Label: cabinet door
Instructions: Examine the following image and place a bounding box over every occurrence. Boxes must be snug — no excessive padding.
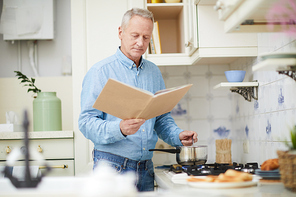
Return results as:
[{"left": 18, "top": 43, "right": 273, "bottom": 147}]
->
[
  {"left": 184, "top": 0, "right": 198, "bottom": 55},
  {"left": 0, "top": 160, "right": 74, "bottom": 177}
]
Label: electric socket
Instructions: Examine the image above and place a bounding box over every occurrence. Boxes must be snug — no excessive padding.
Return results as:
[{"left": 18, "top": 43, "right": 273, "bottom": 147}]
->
[{"left": 243, "top": 140, "right": 249, "bottom": 154}]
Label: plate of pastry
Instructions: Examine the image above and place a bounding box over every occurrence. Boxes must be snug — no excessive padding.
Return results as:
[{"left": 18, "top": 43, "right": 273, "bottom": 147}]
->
[{"left": 187, "top": 169, "right": 257, "bottom": 189}]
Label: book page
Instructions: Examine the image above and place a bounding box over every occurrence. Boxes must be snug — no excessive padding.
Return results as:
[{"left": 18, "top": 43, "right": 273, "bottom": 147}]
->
[{"left": 154, "top": 84, "right": 190, "bottom": 95}]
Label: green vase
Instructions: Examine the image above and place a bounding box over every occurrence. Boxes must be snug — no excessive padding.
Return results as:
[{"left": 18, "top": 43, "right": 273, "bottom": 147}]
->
[{"left": 33, "top": 92, "right": 62, "bottom": 131}]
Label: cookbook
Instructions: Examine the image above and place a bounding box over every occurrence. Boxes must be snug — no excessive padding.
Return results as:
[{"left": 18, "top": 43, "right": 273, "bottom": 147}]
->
[{"left": 93, "top": 78, "right": 192, "bottom": 120}]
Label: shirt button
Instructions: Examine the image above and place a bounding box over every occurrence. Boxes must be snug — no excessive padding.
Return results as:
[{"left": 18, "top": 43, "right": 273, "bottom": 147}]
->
[
  {"left": 142, "top": 129, "right": 145, "bottom": 132},
  {"left": 133, "top": 65, "right": 136, "bottom": 67},
  {"left": 129, "top": 66, "right": 132, "bottom": 69},
  {"left": 143, "top": 148, "right": 145, "bottom": 150}
]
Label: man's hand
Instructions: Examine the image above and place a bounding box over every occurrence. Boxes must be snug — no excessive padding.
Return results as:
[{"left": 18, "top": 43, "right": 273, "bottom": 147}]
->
[
  {"left": 179, "top": 130, "right": 198, "bottom": 146},
  {"left": 120, "top": 119, "right": 145, "bottom": 136}
]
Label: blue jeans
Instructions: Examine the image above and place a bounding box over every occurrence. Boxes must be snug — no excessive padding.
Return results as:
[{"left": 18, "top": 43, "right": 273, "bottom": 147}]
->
[{"left": 93, "top": 150, "right": 155, "bottom": 192}]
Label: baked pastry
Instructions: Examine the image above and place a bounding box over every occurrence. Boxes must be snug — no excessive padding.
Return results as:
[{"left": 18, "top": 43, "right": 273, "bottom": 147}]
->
[
  {"left": 260, "top": 158, "right": 279, "bottom": 171},
  {"left": 187, "top": 169, "right": 253, "bottom": 183}
]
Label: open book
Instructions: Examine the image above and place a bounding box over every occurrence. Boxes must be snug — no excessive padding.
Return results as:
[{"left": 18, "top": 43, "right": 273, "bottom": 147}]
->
[{"left": 93, "top": 78, "right": 192, "bottom": 120}]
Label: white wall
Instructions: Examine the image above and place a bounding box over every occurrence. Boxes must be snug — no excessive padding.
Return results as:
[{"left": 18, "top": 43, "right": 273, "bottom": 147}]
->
[
  {"left": 229, "top": 33, "right": 296, "bottom": 166},
  {"left": 0, "top": 76, "right": 73, "bottom": 132},
  {"left": 0, "top": 0, "right": 72, "bottom": 77}
]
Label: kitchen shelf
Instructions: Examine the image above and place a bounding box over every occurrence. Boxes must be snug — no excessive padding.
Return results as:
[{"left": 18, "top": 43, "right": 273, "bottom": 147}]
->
[
  {"left": 252, "top": 58, "right": 296, "bottom": 81},
  {"left": 214, "top": 82, "right": 259, "bottom": 102},
  {"left": 147, "top": 3, "right": 184, "bottom": 19}
]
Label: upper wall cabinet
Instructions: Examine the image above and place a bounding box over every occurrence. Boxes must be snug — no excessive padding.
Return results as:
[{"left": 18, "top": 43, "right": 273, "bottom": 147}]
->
[
  {"left": 145, "top": 0, "right": 258, "bottom": 66},
  {"left": 214, "top": 0, "right": 295, "bottom": 33}
]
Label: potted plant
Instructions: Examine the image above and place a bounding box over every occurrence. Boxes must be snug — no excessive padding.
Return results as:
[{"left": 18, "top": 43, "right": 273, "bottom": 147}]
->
[
  {"left": 14, "top": 71, "right": 41, "bottom": 94},
  {"left": 14, "top": 71, "right": 62, "bottom": 132},
  {"left": 277, "top": 125, "right": 296, "bottom": 192}
]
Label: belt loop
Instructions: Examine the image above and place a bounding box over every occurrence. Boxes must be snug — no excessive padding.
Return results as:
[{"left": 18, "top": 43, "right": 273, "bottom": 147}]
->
[
  {"left": 123, "top": 158, "right": 128, "bottom": 170},
  {"left": 145, "top": 160, "right": 148, "bottom": 171},
  {"left": 137, "top": 161, "right": 140, "bottom": 172}
]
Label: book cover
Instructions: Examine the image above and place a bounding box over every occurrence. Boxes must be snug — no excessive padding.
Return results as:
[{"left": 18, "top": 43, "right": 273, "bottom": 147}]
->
[
  {"left": 150, "top": 37, "right": 156, "bottom": 54},
  {"left": 152, "top": 21, "right": 162, "bottom": 54},
  {"left": 93, "top": 78, "right": 192, "bottom": 120}
]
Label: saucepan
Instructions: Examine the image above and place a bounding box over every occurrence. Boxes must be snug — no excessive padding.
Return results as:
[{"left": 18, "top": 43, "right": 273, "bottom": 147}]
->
[{"left": 149, "top": 145, "right": 208, "bottom": 165}]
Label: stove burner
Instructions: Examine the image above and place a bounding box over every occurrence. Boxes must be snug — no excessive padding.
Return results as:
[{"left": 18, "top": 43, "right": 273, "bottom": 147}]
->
[
  {"left": 171, "top": 162, "right": 259, "bottom": 176},
  {"left": 170, "top": 164, "right": 183, "bottom": 173}
]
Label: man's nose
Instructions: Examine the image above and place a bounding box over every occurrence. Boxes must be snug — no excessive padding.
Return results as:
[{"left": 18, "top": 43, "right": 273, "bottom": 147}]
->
[{"left": 136, "top": 37, "right": 144, "bottom": 46}]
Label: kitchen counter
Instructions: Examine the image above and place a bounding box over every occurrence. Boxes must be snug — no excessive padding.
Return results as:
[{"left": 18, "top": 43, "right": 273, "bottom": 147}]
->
[
  {"left": 0, "top": 131, "right": 73, "bottom": 140},
  {"left": 154, "top": 169, "right": 296, "bottom": 197},
  {"left": 1, "top": 169, "right": 295, "bottom": 197}
]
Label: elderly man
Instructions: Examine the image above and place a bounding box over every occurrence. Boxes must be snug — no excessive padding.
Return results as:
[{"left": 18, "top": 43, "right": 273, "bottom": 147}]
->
[{"left": 79, "top": 8, "right": 198, "bottom": 191}]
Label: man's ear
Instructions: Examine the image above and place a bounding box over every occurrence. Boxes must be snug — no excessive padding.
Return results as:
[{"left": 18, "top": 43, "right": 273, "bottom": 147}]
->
[{"left": 118, "top": 26, "right": 123, "bottom": 40}]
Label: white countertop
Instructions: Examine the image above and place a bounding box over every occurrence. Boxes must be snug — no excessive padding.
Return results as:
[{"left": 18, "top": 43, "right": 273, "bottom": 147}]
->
[
  {"left": 1, "top": 169, "right": 295, "bottom": 197},
  {"left": 0, "top": 131, "right": 74, "bottom": 140},
  {"left": 154, "top": 169, "right": 296, "bottom": 197}
]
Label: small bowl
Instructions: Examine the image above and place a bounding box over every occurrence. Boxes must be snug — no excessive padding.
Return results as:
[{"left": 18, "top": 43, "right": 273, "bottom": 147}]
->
[{"left": 224, "top": 70, "right": 246, "bottom": 82}]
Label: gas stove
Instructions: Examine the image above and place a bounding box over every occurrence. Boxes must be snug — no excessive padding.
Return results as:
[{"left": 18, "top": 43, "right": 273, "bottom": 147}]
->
[
  {"left": 181, "top": 162, "right": 259, "bottom": 176},
  {"left": 163, "top": 162, "right": 259, "bottom": 184}
]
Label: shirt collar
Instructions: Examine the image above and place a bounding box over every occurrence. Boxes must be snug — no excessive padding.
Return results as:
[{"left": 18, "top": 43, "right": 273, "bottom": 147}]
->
[{"left": 116, "top": 47, "right": 144, "bottom": 70}]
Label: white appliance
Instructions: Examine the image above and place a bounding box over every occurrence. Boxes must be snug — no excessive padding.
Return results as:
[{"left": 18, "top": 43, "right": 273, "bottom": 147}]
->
[{"left": 1, "top": 0, "right": 54, "bottom": 40}]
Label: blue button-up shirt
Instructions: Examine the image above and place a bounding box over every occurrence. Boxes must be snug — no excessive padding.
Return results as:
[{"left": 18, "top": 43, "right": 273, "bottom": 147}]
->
[{"left": 78, "top": 48, "right": 183, "bottom": 161}]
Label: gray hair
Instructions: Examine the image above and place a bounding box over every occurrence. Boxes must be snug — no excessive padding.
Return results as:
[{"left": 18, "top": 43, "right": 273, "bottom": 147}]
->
[{"left": 121, "top": 8, "right": 154, "bottom": 30}]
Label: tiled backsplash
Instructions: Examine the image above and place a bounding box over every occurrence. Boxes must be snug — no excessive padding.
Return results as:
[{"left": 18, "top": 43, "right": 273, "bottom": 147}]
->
[
  {"left": 230, "top": 33, "right": 296, "bottom": 165},
  {"left": 152, "top": 32, "right": 296, "bottom": 166},
  {"left": 153, "top": 64, "right": 232, "bottom": 165}
]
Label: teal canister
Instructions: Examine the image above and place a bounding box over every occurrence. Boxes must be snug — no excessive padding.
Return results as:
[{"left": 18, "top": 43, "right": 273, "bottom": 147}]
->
[{"left": 33, "top": 92, "right": 62, "bottom": 131}]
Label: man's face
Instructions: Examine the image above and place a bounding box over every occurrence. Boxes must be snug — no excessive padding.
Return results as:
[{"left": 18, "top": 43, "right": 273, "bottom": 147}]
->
[{"left": 118, "top": 15, "right": 153, "bottom": 64}]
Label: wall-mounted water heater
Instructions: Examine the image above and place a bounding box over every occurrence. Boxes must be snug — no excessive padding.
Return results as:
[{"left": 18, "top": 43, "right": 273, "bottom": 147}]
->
[{"left": 1, "top": 0, "right": 54, "bottom": 40}]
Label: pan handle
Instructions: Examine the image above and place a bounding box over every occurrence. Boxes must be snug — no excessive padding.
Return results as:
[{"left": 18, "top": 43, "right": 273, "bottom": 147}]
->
[{"left": 149, "top": 149, "right": 181, "bottom": 154}]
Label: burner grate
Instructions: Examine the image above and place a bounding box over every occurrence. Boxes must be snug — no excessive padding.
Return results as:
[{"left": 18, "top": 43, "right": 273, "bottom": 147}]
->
[{"left": 180, "top": 162, "right": 258, "bottom": 176}]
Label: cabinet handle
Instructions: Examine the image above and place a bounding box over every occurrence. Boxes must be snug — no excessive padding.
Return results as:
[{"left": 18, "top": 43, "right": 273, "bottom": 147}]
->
[
  {"left": 214, "top": 0, "right": 224, "bottom": 11},
  {"left": 39, "top": 165, "right": 68, "bottom": 169},
  {"left": 185, "top": 41, "right": 192, "bottom": 47},
  {"left": 6, "top": 146, "right": 11, "bottom": 154},
  {"left": 37, "top": 145, "right": 43, "bottom": 153}
]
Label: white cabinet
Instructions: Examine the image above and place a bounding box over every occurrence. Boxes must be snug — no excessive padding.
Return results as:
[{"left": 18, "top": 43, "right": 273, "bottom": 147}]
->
[
  {"left": 0, "top": 131, "right": 74, "bottom": 177},
  {"left": 2, "top": 0, "right": 54, "bottom": 41},
  {"left": 215, "top": 0, "right": 294, "bottom": 33},
  {"left": 146, "top": 1, "right": 258, "bottom": 66}
]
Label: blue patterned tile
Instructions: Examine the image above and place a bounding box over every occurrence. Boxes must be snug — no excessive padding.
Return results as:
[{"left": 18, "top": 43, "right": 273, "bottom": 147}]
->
[
  {"left": 214, "top": 126, "right": 230, "bottom": 138},
  {"left": 266, "top": 120, "right": 271, "bottom": 134},
  {"left": 278, "top": 88, "right": 284, "bottom": 105},
  {"left": 254, "top": 100, "right": 259, "bottom": 110},
  {"left": 171, "top": 103, "right": 187, "bottom": 116},
  {"left": 245, "top": 125, "right": 249, "bottom": 137}
]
